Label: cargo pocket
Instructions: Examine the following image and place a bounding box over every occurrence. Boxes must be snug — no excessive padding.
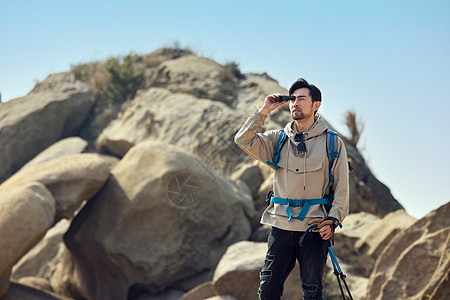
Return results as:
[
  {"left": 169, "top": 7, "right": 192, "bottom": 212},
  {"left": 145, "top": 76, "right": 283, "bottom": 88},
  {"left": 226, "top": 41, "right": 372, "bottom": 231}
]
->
[{"left": 260, "top": 254, "right": 275, "bottom": 285}]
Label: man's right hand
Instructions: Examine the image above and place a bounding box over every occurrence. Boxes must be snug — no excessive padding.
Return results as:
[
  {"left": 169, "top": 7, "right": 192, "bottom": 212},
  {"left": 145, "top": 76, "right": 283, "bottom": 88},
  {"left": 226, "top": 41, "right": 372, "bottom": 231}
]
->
[{"left": 258, "top": 94, "right": 287, "bottom": 116}]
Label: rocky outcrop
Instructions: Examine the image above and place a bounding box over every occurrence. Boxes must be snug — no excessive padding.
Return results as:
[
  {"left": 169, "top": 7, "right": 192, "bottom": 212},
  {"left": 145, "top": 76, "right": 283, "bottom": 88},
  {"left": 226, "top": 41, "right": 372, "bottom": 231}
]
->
[
  {"left": 366, "top": 202, "right": 450, "bottom": 299},
  {"left": 96, "top": 88, "right": 251, "bottom": 175},
  {"left": 1, "top": 153, "right": 116, "bottom": 221},
  {"left": 53, "top": 141, "right": 254, "bottom": 299},
  {"left": 0, "top": 154, "right": 114, "bottom": 297},
  {"left": 21, "top": 137, "right": 88, "bottom": 170},
  {"left": 355, "top": 209, "right": 416, "bottom": 258},
  {"left": 12, "top": 219, "right": 70, "bottom": 280},
  {"left": 149, "top": 55, "right": 231, "bottom": 103},
  {"left": 0, "top": 72, "right": 94, "bottom": 182},
  {"left": 0, "top": 182, "right": 55, "bottom": 296},
  {"left": 212, "top": 241, "right": 268, "bottom": 300},
  {"left": 1, "top": 281, "right": 72, "bottom": 300},
  {"left": 230, "top": 163, "right": 265, "bottom": 199}
]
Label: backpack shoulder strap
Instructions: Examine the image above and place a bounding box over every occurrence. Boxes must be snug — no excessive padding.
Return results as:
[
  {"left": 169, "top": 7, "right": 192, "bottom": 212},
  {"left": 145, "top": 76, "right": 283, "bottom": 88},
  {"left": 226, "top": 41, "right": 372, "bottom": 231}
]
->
[
  {"left": 326, "top": 129, "right": 340, "bottom": 184},
  {"left": 266, "top": 129, "right": 287, "bottom": 170}
]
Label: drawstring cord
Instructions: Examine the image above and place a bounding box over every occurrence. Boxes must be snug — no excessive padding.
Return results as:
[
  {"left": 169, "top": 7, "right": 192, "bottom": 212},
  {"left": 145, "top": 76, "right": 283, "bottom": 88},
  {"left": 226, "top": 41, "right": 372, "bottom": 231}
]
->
[{"left": 303, "top": 154, "right": 306, "bottom": 190}]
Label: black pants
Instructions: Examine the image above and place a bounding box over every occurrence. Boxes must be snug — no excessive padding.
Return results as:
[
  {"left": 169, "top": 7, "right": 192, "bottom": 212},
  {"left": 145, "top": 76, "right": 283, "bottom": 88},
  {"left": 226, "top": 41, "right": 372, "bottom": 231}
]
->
[{"left": 258, "top": 227, "right": 329, "bottom": 300}]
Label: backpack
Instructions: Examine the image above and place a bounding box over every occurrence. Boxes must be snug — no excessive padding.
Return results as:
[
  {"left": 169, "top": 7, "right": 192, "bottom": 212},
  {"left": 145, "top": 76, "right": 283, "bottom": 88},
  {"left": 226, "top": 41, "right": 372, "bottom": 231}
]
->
[{"left": 265, "top": 129, "right": 340, "bottom": 211}]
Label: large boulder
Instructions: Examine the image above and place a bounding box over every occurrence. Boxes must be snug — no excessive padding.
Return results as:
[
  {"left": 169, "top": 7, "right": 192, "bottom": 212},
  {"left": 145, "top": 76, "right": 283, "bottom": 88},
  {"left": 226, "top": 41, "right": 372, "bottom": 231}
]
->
[
  {"left": 12, "top": 219, "right": 71, "bottom": 280},
  {"left": 149, "top": 55, "right": 231, "bottom": 103},
  {"left": 0, "top": 182, "right": 55, "bottom": 296},
  {"left": 366, "top": 201, "right": 450, "bottom": 300},
  {"left": 21, "top": 137, "right": 88, "bottom": 170},
  {"left": 0, "top": 153, "right": 116, "bottom": 221},
  {"left": 1, "top": 281, "right": 72, "bottom": 300},
  {"left": 354, "top": 209, "right": 416, "bottom": 258},
  {"left": 212, "top": 241, "right": 268, "bottom": 300},
  {"left": 52, "top": 141, "right": 254, "bottom": 300},
  {"left": 0, "top": 154, "right": 114, "bottom": 297},
  {"left": 96, "top": 88, "right": 251, "bottom": 175},
  {"left": 0, "top": 72, "right": 94, "bottom": 182},
  {"left": 230, "top": 163, "right": 265, "bottom": 199}
]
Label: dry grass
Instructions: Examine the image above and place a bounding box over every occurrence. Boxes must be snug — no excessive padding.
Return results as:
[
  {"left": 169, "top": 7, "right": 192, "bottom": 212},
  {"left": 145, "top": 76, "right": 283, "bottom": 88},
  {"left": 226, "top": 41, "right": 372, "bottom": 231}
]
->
[{"left": 344, "top": 110, "right": 364, "bottom": 148}]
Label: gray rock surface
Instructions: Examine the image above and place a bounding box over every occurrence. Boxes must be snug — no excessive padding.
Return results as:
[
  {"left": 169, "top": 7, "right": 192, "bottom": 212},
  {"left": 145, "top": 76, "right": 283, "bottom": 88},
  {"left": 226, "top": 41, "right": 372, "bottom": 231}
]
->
[
  {"left": 53, "top": 141, "right": 254, "bottom": 299},
  {"left": 1, "top": 153, "right": 115, "bottom": 221},
  {"left": 12, "top": 219, "right": 70, "bottom": 280},
  {"left": 366, "top": 201, "right": 450, "bottom": 300},
  {"left": 0, "top": 72, "right": 94, "bottom": 182},
  {"left": 1, "top": 281, "right": 72, "bottom": 300},
  {"left": 21, "top": 137, "right": 88, "bottom": 170},
  {"left": 0, "top": 182, "right": 55, "bottom": 297},
  {"left": 96, "top": 88, "right": 250, "bottom": 175}
]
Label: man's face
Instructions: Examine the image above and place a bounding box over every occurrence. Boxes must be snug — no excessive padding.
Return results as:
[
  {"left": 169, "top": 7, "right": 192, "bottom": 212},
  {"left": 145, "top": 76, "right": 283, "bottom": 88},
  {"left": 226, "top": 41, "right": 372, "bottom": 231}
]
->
[{"left": 289, "top": 88, "right": 320, "bottom": 121}]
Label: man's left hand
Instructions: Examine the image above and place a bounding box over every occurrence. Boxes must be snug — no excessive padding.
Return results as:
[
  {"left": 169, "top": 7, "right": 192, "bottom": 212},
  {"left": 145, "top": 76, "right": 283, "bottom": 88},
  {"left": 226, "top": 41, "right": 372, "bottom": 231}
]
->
[{"left": 319, "top": 225, "right": 333, "bottom": 240}]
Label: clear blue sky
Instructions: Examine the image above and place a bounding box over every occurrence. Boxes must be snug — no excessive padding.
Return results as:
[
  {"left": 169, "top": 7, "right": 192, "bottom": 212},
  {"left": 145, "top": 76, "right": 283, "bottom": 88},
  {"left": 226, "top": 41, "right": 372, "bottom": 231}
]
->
[{"left": 1, "top": 0, "right": 449, "bottom": 219}]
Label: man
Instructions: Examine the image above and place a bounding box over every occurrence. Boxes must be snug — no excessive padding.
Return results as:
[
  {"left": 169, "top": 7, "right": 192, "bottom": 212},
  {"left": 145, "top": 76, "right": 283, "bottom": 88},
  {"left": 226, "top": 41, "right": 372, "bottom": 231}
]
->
[{"left": 234, "top": 78, "right": 349, "bottom": 300}]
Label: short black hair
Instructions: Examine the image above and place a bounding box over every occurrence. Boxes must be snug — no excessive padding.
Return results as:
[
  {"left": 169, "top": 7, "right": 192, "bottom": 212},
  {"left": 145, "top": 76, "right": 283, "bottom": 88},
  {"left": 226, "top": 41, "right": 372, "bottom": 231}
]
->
[{"left": 288, "top": 78, "right": 322, "bottom": 102}]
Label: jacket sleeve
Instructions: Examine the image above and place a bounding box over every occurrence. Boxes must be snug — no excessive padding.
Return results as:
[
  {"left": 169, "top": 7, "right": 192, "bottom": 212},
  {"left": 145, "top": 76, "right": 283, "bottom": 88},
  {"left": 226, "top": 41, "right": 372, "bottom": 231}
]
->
[
  {"left": 329, "top": 137, "right": 350, "bottom": 223},
  {"left": 234, "top": 112, "right": 279, "bottom": 167}
]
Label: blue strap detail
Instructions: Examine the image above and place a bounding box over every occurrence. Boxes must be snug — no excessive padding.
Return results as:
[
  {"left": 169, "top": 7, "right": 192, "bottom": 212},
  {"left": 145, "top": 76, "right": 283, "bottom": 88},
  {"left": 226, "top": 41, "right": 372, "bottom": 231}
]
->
[
  {"left": 327, "top": 130, "right": 339, "bottom": 183},
  {"left": 266, "top": 129, "right": 286, "bottom": 170},
  {"left": 270, "top": 197, "right": 330, "bottom": 221}
]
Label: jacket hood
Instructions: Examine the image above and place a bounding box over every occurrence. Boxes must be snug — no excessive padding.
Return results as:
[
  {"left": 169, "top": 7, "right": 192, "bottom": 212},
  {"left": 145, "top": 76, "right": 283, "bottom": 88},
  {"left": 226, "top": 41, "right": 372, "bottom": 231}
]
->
[{"left": 284, "top": 114, "right": 329, "bottom": 141}]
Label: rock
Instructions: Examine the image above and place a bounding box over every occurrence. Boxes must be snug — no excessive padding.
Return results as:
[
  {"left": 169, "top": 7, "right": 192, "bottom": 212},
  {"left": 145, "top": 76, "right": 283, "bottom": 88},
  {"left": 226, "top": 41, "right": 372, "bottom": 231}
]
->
[
  {"left": 12, "top": 219, "right": 70, "bottom": 280},
  {"left": 0, "top": 153, "right": 115, "bottom": 221},
  {"left": 0, "top": 72, "right": 94, "bottom": 182},
  {"left": 355, "top": 209, "right": 416, "bottom": 258},
  {"left": 132, "top": 289, "right": 186, "bottom": 300},
  {"left": 21, "top": 137, "right": 88, "bottom": 170},
  {"left": 257, "top": 174, "right": 273, "bottom": 205},
  {"left": 230, "top": 163, "right": 264, "bottom": 199},
  {"left": 181, "top": 282, "right": 216, "bottom": 300},
  {"left": 17, "top": 276, "right": 52, "bottom": 292},
  {"left": 0, "top": 182, "right": 55, "bottom": 297},
  {"left": 172, "top": 269, "right": 214, "bottom": 292},
  {"left": 212, "top": 241, "right": 267, "bottom": 299},
  {"left": 211, "top": 241, "right": 301, "bottom": 300},
  {"left": 336, "top": 211, "right": 381, "bottom": 239},
  {"left": 324, "top": 269, "right": 369, "bottom": 300},
  {"left": 235, "top": 73, "right": 289, "bottom": 121},
  {"left": 96, "top": 87, "right": 250, "bottom": 175},
  {"left": 249, "top": 225, "right": 271, "bottom": 243},
  {"left": 53, "top": 141, "right": 254, "bottom": 299},
  {"left": 205, "top": 296, "right": 238, "bottom": 300},
  {"left": 251, "top": 174, "right": 274, "bottom": 230},
  {"left": 149, "top": 55, "right": 229, "bottom": 103},
  {"left": 1, "top": 280, "right": 72, "bottom": 300},
  {"left": 366, "top": 201, "right": 450, "bottom": 299},
  {"left": 333, "top": 212, "right": 381, "bottom": 277}
]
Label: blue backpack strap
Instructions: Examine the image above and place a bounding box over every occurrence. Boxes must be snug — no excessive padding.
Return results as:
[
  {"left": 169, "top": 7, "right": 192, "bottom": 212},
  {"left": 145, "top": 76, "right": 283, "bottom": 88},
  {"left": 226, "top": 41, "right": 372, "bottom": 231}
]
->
[
  {"left": 326, "top": 129, "right": 339, "bottom": 184},
  {"left": 271, "top": 196, "right": 331, "bottom": 221},
  {"left": 266, "top": 129, "right": 287, "bottom": 170}
]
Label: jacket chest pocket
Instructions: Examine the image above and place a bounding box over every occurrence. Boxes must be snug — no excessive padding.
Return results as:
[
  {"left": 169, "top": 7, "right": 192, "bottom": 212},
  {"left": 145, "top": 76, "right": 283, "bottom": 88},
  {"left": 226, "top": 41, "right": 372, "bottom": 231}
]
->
[{"left": 278, "top": 158, "right": 323, "bottom": 174}]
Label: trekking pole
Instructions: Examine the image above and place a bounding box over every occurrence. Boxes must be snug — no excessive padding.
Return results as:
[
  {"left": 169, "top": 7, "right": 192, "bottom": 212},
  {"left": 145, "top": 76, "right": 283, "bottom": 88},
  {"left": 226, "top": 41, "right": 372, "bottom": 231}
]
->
[{"left": 328, "top": 246, "right": 353, "bottom": 300}]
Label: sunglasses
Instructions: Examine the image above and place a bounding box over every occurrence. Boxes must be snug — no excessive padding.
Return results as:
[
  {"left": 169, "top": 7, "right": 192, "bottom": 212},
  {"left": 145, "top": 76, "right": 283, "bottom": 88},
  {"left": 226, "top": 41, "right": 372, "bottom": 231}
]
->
[{"left": 295, "top": 133, "right": 307, "bottom": 152}]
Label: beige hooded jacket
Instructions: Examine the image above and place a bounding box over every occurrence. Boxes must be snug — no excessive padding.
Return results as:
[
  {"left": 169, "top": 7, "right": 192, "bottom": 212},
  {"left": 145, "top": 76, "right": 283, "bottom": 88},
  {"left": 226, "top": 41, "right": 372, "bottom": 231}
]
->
[{"left": 235, "top": 112, "right": 349, "bottom": 232}]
